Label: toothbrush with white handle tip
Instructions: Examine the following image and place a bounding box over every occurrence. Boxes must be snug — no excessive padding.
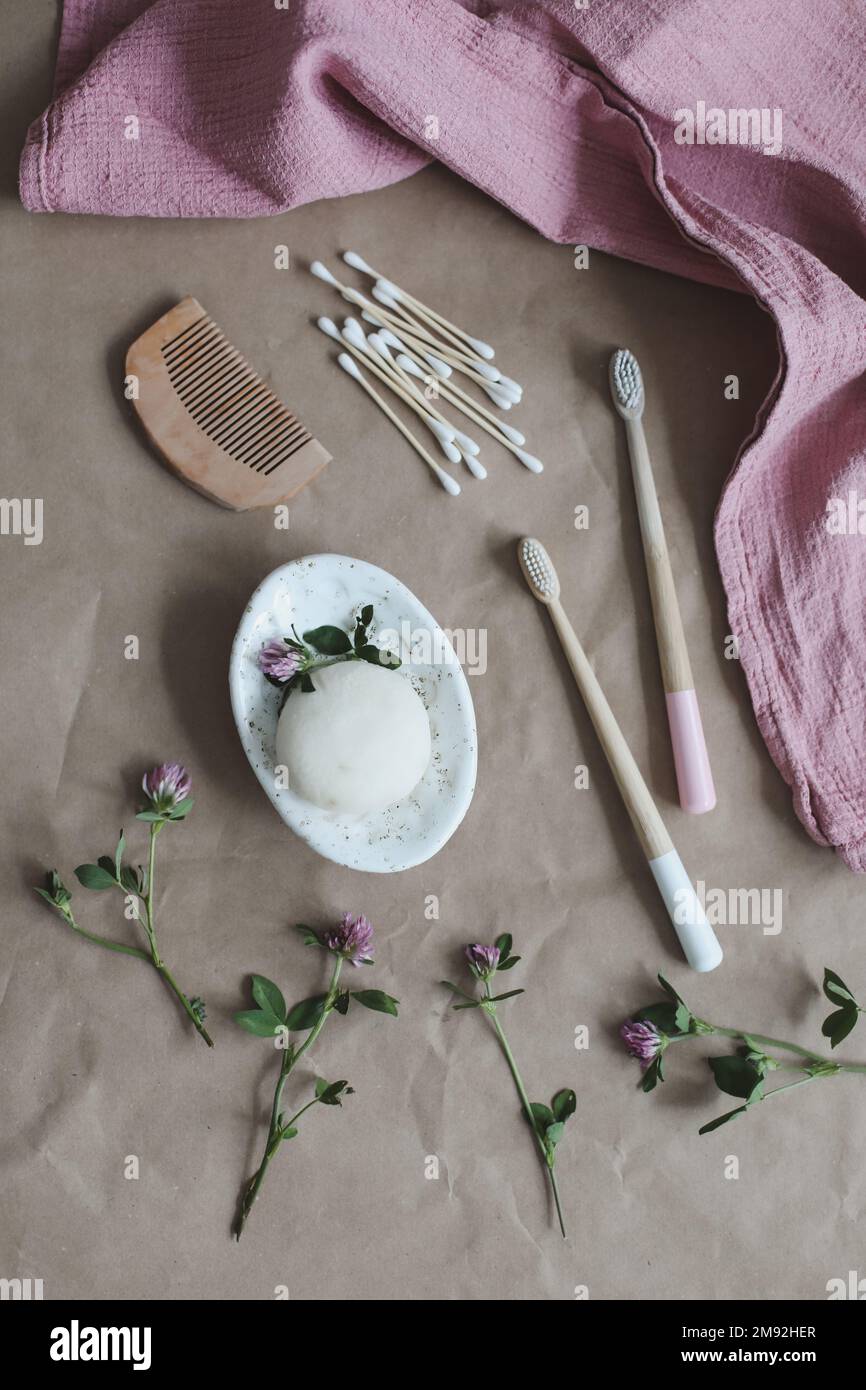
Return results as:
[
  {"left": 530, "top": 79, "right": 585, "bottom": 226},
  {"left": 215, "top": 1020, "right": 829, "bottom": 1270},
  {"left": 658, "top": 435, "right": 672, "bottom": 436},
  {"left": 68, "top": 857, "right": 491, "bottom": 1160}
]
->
[
  {"left": 398, "top": 354, "right": 542, "bottom": 473},
  {"left": 342, "top": 251, "right": 496, "bottom": 359},
  {"left": 336, "top": 353, "right": 460, "bottom": 495},
  {"left": 517, "top": 538, "right": 722, "bottom": 972},
  {"left": 318, "top": 318, "right": 460, "bottom": 463},
  {"left": 609, "top": 349, "right": 716, "bottom": 814}
]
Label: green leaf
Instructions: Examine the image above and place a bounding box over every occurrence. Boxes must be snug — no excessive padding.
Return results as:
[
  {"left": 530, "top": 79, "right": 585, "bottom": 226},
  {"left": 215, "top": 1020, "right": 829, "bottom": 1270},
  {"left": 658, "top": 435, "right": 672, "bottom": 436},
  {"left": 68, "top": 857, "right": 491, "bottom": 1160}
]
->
[
  {"left": 315, "top": 1078, "right": 350, "bottom": 1106},
  {"left": 552, "top": 1088, "right": 577, "bottom": 1123},
  {"left": 822, "top": 1005, "right": 859, "bottom": 1049},
  {"left": 114, "top": 830, "right": 125, "bottom": 879},
  {"left": 351, "top": 989, "right": 399, "bottom": 1017},
  {"left": 699, "top": 1105, "right": 749, "bottom": 1135},
  {"left": 657, "top": 974, "right": 692, "bottom": 1032},
  {"left": 441, "top": 979, "right": 474, "bottom": 1000},
  {"left": 294, "top": 924, "right": 321, "bottom": 947},
  {"left": 299, "top": 673, "right": 316, "bottom": 693},
  {"left": 303, "top": 625, "right": 352, "bottom": 655},
  {"left": 494, "top": 933, "right": 513, "bottom": 961},
  {"left": 545, "top": 1121, "right": 565, "bottom": 1148},
  {"left": 251, "top": 975, "right": 287, "bottom": 1023},
  {"left": 285, "top": 994, "right": 327, "bottom": 1031},
  {"left": 135, "top": 810, "right": 165, "bottom": 823},
  {"left": 234, "top": 1009, "right": 283, "bottom": 1037},
  {"left": 74, "top": 863, "right": 117, "bottom": 891},
  {"left": 333, "top": 991, "right": 350, "bottom": 1015},
  {"left": 360, "top": 604, "right": 374, "bottom": 627},
  {"left": 489, "top": 989, "right": 524, "bottom": 1002},
  {"left": 640, "top": 1055, "right": 664, "bottom": 1092},
  {"left": 708, "top": 1055, "right": 763, "bottom": 1100},
  {"left": 823, "top": 968, "right": 857, "bottom": 1006},
  {"left": 34, "top": 886, "right": 62, "bottom": 910},
  {"left": 453, "top": 1001, "right": 480, "bottom": 1010},
  {"left": 280, "top": 1126, "right": 299, "bottom": 1140},
  {"left": 168, "top": 796, "right": 194, "bottom": 820},
  {"left": 356, "top": 643, "right": 384, "bottom": 665},
  {"left": 97, "top": 855, "right": 118, "bottom": 879},
  {"left": 635, "top": 1002, "right": 679, "bottom": 1033},
  {"left": 120, "top": 865, "right": 143, "bottom": 894},
  {"left": 530, "top": 1102, "right": 555, "bottom": 1130},
  {"left": 496, "top": 955, "right": 521, "bottom": 971}
]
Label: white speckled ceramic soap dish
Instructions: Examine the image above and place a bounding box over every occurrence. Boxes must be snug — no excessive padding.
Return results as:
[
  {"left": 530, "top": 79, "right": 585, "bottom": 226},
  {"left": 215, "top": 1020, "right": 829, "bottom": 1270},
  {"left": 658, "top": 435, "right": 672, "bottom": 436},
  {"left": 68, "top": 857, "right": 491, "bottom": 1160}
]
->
[{"left": 229, "top": 555, "right": 478, "bottom": 872}]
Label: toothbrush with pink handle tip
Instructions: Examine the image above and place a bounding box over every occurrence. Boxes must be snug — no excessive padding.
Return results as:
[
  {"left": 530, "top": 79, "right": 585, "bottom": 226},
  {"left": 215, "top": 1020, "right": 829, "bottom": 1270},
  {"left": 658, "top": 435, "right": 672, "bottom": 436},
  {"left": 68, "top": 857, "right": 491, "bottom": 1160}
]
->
[{"left": 609, "top": 349, "right": 716, "bottom": 815}]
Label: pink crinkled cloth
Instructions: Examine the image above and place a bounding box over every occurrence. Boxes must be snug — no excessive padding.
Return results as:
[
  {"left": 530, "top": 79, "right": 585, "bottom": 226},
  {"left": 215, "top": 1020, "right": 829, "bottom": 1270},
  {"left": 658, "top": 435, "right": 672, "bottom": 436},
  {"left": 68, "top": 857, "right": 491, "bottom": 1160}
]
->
[{"left": 20, "top": 0, "right": 866, "bottom": 868}]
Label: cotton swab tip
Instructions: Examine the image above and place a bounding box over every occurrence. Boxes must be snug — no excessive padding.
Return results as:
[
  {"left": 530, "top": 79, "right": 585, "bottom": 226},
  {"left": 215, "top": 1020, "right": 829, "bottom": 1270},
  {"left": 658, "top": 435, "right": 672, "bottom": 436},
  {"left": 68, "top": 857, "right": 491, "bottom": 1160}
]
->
[
  {"left": 435, "top": 467, "right": 461, "bottom": 497},
  {"left": 465, "top": 335, "right": 495, "bottom": 361},
  {"left": 498, "top": 422, "right": 526, "bottom": 446},
  {"left": 425, "top": 354, "right": 452, "bottom": 378},
  {"left": 337, "top": 351, "right": 364, "bottom": 382},
  {"left": 342, "top": 320, "right": 368, "bottom": 350},
  {"left": 376, "top": 278, "right": 403, "bottom": 300},
  {"left": 484, "top": 387, "right": 512, "bottom": 409},
  {"left": 441, "top": 440, "right": 463, "bottom": 464},
  {"left": 372, "top": 286, "right": 401, "bottom": 311},
  {"left": 463, "top": 454, "right": 487, "bottom": 480},
  {"left": 453, "top": 430, "right": 480, "bottom": 455},
  {"left": 343, "top": 251, "right": 376, "bottom": 276},
  {"left": 472, "top": 360, "right": 502, "bottom": 383},
  {"left": 396, "top": 354, "right": 423, "bottom": 378},
  {"left": 317, "top": 316, "right": 341, "bottom": 341},
  {"left": 497, "top": 374, "right": 524, "bottom": 396},
  {"left": 310, "top": 260, "right": 340, "bottom": 287},
  {"left": 516, "top": 449, "right": 544, "bottom": 474},
  {"left": 428, "top": 418, "right": 457, "bottom": 445}
]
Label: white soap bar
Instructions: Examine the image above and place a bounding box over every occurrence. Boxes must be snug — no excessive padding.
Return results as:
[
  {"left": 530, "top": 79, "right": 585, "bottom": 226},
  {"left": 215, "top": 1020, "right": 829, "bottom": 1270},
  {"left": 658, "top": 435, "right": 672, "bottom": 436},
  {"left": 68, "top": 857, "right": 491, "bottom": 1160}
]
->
[{"left": 276, "top": 660, "right": 431, "bottom": 815}]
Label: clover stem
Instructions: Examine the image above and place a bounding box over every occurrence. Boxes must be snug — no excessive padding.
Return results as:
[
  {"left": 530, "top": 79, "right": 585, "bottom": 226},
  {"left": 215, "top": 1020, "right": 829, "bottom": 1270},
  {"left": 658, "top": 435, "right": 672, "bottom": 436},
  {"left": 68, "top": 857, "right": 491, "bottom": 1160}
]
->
[
  {"left": 143, "top": 821, "right": 212, "bottom": 1046},
  {"left": 486, "top": 995, "right": 567, "bottom": 1238},
  {"left": 706, "top": 1025, "right": 828, "bottom": 1064},
  {"left": 236, "top": 956, "right": 343, "bottom": 1238}
]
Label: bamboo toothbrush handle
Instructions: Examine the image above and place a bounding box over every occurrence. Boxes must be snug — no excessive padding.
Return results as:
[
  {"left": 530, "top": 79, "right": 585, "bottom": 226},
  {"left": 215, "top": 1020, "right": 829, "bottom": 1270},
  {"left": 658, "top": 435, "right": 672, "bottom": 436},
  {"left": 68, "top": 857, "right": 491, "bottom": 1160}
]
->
[
  {"left": 625, "top": 417, "right": 716, "bottom": 815},
  {"left": 624, "top": 417, "right": 692, "bottom": 692},
  {"left": 548, "top": 598, "right": 671, "bottom": 861},
  {"left": 548, "top": 595, "right": 723, "bottom": 972}
]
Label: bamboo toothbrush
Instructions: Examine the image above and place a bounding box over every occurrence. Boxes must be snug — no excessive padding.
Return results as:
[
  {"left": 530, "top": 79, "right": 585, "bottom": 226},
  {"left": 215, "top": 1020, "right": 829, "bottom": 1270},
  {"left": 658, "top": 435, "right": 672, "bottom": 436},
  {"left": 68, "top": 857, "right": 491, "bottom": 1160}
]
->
[
  {"left": 609, "top": 349, "right": 716, "bottom": 815},
  {"left": 518, "top": 537, "right": 722, "bottom": 972}
]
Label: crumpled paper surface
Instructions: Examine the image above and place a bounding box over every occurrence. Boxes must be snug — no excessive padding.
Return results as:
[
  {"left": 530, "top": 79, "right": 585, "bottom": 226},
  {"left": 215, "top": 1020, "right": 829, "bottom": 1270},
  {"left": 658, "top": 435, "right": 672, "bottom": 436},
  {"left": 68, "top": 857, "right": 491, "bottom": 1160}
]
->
[{"left": 2, "top": 1, "right": 865, "bottom": 1304}]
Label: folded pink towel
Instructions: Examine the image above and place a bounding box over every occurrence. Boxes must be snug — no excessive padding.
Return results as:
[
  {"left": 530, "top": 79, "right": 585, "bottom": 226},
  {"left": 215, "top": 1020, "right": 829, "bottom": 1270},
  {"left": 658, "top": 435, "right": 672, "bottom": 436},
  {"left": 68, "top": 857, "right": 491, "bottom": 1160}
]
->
[{"left": 21, "top": 0, "right": 866, "bottom": 869}]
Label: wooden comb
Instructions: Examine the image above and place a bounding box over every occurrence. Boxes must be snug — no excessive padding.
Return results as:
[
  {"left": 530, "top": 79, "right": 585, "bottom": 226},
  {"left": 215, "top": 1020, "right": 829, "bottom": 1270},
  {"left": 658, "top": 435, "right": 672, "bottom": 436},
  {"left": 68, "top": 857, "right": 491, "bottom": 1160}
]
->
[{"left": 126, "top": 296, "right": 330, "bottom": 510}]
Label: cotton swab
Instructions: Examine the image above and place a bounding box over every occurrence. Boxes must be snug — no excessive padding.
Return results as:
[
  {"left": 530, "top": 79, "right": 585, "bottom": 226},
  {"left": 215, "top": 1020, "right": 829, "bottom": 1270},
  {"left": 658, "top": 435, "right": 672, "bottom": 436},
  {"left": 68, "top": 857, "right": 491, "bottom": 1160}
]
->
[
  {"left": 318, "top": 318, "right": 459, "bottom": 463},
  {"left": 361, "top": 315, "right": 453, "bottom": 378},
  {"left": 397, "top": 354, "right": 543, "bottom": 473},
  {"left": 371, "top": 286, "right": 503, "bottom": 380},
  {"left": 336, "top": 354, "right": 460, "bottom": 496},
  {"left": 342, "top": 251, "right": 496, "bottom": 360},
  {"left": 394, "top": 350, "right": 526, "bottom": 445},
  {"left": 313, "top": 262, "right": 463, "bottom": 379},
  {"left": 365, "top": 333, "right": 487, "bottom": 480}
]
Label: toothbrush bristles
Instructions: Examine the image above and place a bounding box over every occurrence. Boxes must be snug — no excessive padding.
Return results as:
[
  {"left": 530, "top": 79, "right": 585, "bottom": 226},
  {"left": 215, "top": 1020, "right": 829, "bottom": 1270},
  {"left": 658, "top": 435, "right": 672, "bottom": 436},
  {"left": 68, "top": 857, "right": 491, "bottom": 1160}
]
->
[{"left": 611, "top": 348, "right": 644, "bottom": 412}]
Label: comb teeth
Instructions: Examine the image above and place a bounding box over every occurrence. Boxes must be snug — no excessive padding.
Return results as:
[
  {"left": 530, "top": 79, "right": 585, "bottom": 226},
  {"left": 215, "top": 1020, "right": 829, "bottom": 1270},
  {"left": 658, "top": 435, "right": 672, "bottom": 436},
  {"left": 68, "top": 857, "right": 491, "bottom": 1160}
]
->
[
  {"left": 610, "top": 348, "right": 644, "bottom": 415},
  {"left": 161, "top": 315, "right": 311, "bottom": 476},
  {"left": 519, "top": 538, "right": 560, "bottom": 601}
]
